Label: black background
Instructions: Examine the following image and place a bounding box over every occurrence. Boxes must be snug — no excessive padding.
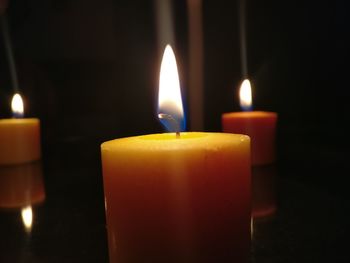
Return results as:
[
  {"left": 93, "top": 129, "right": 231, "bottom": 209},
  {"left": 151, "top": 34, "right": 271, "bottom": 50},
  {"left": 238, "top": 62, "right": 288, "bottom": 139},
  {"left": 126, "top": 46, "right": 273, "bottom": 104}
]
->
[
  {"left": 0, "top": 0, "right": 350, "bottom": 262},
  {"left": 0, "top": 1, "right": 350, "bottom": 261},
  {"left": 2, "top": 0, "right": 349, "bottom": 191}
]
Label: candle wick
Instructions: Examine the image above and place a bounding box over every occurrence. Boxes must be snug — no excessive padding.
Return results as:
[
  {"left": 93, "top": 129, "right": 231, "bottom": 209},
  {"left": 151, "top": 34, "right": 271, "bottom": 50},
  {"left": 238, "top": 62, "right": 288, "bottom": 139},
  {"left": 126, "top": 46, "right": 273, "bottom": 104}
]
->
[
  {"left": 158, "top": 113, "right": 181, "bottom": 135},
  {"left": 12, "top": 111, "right": 24, "bottom": 119}
]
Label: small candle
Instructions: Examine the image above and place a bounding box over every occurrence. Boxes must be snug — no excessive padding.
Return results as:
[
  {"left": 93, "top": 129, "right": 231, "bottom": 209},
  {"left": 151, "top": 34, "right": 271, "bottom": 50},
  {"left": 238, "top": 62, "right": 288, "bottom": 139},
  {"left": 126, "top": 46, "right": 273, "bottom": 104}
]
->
[
  {"left": 222, "top": 79, "right": 277, "bottom": 166},
  {"left": 101, "top": 45, "right": 251, "bottom": 262},
  {"left": 0, "top": 93, "right": 41, "bottom": 165},
  {"left": 222, "top": 79, "right": 277, "bottom": 219}
]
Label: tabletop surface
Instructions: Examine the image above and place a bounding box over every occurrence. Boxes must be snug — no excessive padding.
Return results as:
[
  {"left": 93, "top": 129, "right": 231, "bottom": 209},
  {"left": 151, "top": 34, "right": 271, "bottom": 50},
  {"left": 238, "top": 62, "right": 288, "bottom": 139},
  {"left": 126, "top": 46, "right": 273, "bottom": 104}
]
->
[{"left": 0, "top": 139, "right": 349, "bottom": 263}]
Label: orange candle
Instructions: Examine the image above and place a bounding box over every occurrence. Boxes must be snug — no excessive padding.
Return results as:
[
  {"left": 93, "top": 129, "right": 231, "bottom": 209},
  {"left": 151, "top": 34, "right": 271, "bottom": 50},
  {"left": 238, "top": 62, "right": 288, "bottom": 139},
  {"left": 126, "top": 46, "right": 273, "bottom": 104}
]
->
[
  {"left": 222, "top": 79, "right": 277, "bottom": 166},
  {"left": 101, "top": 45, "right": 251, "bottom": 262},
  {"left": 222, "top": 79, "right": 277, "bottom": 219},
  {"left": 0, "top": 94, "right": 41, "bottom": 165}
]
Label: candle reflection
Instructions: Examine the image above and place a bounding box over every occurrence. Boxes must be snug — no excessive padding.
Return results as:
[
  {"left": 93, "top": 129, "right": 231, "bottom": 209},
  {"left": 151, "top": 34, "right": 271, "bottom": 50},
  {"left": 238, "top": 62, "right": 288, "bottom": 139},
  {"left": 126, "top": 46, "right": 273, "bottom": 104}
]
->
[
  {"left": 0, "top": 161, "right": 45, "bottom": 209},
  {"left": 252, "top": 165, "right": 277, "bottom": 219},
  {"left": 0, "top": 162, "right": 45, "bottom": 235}
]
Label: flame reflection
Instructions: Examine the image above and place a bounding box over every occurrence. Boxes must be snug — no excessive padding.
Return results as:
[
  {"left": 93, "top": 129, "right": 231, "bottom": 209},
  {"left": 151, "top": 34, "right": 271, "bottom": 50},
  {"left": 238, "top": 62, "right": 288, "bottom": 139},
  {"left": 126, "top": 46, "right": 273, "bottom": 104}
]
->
[
  {"left": 21, "top": 205, "right": 33, "bottom": 233},
  {"left": 0, "top": 162, "right": 45, "bottom": 234}
]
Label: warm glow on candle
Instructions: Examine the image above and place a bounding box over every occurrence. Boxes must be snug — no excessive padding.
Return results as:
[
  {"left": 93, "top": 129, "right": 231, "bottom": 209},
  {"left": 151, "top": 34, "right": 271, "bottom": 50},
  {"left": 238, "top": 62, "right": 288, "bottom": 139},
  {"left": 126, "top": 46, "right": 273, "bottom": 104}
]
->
[
  {"left": 21, "top": 205, "right": 33, "bottom": 233},
  {"left": 239, "top": 79, "right": 252, "bottom": 111},
  {"left": 158, "top": 45, "right": 185, "bottom": 132},
  {"left": 11, "top": 93, "right": 24, "bottom": 118}
]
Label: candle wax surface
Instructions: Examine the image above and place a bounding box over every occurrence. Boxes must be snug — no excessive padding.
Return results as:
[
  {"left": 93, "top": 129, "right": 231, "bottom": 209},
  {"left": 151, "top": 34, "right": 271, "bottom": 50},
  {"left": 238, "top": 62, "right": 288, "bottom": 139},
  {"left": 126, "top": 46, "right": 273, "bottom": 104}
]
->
[
  {"left": 0, "top": 118, "right": 41, "bottom": 165},
  {"left": 101, "top": 132, "right": 251, "bottom": 263},
  {"left": 222, "top": 111, "right": 277, "bottom": 166}
]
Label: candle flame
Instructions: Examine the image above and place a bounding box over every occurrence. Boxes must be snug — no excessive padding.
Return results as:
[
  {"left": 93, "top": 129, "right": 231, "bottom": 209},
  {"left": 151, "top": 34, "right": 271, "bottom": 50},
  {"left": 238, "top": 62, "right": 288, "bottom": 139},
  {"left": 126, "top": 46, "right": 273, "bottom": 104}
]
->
[
  {"left": 21, "top": 206, "right": 33, "bottom": 233},
  {"left": 11, "top": 93, "right": 24, "bottom": 118},
  {"left": 158, "top": 45, "right": 185, "bottom": 132},
  {"left": 239, "top": 79, "right": 252, "bottom": 111}
]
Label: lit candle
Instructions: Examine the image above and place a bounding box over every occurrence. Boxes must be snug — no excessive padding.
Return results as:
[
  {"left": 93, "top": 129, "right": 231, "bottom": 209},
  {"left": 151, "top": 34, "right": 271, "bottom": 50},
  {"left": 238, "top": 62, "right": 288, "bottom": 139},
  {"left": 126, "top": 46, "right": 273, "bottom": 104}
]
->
[
  {"left": 0, "top": 93, "right": 41, "bottom": 165},
  {"left": 222, "top": 79, "right": 277, "bottom": 219},
  {"left": 222, "top": 79, "right": 277, "bottom": 166},
  {"left": 101, "top": 45, "right": 251, "bottom": 262}
]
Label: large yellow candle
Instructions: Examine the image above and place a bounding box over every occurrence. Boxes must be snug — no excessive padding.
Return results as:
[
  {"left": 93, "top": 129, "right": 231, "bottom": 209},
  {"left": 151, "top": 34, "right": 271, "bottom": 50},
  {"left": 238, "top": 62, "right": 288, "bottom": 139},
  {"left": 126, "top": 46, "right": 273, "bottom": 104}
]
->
[
  {"left": 101, "top": 45, "right": 251, "bottom": 262},
  {"left": 0, "top": 94, "right": 41, "bottom": 165},
  {"left": 102, "top": 132, "right": 251, "bottom": 262}
]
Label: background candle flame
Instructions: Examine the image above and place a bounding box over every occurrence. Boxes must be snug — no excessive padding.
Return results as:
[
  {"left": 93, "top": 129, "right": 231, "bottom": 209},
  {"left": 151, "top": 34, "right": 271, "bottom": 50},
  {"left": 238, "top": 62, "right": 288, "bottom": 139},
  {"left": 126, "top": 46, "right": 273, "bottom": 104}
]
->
[
  {"left": 11, "top": 93, "right": 24, "bottom": 118},
  {"left": 239, "top": 79, "right": 253, "bottom": 111},
  {"left": 158, "top": 45, "right": 185, "bottom": 132}
]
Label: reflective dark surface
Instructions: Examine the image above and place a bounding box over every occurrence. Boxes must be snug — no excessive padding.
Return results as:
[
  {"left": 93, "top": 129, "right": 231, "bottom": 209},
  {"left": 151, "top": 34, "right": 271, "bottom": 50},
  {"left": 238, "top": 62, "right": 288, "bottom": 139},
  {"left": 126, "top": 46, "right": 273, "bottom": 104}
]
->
[
  {"left": 0, "top": 140, "right": 108, "bottom": 263},
  {"left": 253, "top": 177, "right": 350, "bottom": 263},
  {"left": 0, "top": 139, "right": 349, "bottom": 263}
]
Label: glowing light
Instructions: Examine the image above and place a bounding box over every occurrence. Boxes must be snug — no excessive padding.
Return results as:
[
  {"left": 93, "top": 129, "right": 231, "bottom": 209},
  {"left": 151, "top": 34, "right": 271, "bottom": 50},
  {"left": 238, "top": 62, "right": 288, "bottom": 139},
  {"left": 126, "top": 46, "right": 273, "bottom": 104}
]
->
[
  {"left": 251, "top": 217, "right": 254, "bottom": 240},
  {"left": 158, "top": 44, "right": 185, "bottom": 132},
  {"left": 11, "top": 93, "right": 24, "bottom": 118},
  {"left": 21, "top": 206, "right": 33, "bottom": 233},
  {"left": 239, "top": 79, "right": 252, "bottom": 111}
]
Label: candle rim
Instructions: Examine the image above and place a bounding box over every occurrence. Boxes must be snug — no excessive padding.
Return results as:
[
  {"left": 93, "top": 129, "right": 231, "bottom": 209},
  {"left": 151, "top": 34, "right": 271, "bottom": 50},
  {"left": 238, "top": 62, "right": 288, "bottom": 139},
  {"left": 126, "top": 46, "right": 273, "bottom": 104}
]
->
[
  {"left": 101, "top": 132, "right": 250, "bottom": 152},
  {"left": 222, "top": 111, "right": 277, "bottom": 119},
  {"left": 0, "top": 118, "right": 40, "bottom": 124}
]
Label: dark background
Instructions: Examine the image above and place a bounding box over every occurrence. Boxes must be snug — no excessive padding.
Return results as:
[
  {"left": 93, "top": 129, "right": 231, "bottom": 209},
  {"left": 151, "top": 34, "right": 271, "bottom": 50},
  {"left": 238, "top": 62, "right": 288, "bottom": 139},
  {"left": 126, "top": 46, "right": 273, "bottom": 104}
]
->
[
  {"left": 1, "top": 1, "right": 350, "bottom": 262},
  {"left": 2, "top": 0, "right": 349, "bottom": 192},
  {"left": 0, "top": 1, "right": 349, "bottom": 199}
]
